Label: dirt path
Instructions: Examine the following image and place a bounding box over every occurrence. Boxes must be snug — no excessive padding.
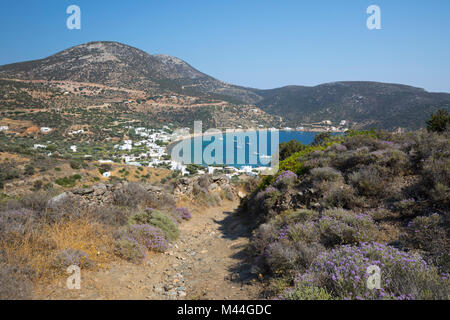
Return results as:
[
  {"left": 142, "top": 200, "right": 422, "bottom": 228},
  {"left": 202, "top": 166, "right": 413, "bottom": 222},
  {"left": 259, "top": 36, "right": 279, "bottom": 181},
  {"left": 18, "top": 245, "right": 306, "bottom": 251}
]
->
[{"left": 35, "top": 201, "right": 263, "bottom": 300}]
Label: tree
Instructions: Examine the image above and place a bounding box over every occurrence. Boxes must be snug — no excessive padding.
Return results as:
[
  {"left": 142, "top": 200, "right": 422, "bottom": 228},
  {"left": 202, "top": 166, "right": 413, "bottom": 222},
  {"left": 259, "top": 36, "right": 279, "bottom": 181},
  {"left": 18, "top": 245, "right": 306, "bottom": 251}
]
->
[
  {"left": 426, "top": 109, "right": 450, "bottom": 133},
  {"left": 313, "top": 132, "right": 332, "bottom": 146},
  {"left": 279, "top": 140, "right": 305, "bottom": 161}
]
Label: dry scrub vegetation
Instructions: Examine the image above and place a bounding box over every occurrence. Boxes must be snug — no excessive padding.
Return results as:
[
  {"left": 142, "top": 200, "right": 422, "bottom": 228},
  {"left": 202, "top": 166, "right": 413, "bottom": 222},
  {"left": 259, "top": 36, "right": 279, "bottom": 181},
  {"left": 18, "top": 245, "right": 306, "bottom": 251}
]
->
[
  {"left": 239, "top": 127, "right": 449, "bottom": 300},
  {"left": 0, "top": 182, "right": 191, "bottom": 299}
]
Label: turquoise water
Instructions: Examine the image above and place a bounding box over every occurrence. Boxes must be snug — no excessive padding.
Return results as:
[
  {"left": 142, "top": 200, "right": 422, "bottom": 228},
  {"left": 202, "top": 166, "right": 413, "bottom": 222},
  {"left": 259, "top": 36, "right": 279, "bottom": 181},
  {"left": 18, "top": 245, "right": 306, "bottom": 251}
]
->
[{"left": 171, "top": 130, "right": 335, "bottom": 168}]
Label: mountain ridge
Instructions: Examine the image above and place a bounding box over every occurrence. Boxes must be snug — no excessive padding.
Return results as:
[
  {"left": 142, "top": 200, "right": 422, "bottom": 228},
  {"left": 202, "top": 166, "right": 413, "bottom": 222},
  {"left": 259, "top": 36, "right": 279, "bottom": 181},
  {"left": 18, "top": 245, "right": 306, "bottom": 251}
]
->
[{"left": 1, "top": 41, "right": 449, "bottom": 130}]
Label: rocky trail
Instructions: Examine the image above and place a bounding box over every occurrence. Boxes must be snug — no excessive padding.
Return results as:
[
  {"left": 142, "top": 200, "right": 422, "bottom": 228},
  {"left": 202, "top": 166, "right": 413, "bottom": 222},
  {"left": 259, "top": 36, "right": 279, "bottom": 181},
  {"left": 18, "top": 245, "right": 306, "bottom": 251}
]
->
[{"left": 35, "top": 201, "right": 263, "bottom": 300}]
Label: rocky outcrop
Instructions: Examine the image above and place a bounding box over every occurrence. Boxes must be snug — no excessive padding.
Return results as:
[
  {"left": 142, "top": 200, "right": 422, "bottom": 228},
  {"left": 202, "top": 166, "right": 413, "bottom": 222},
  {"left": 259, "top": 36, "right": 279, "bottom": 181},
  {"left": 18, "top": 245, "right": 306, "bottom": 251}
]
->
[
  {"left": 173, "top": 174, "right": 237, "bottom": 199},
  {"left": 47, "top": 174, "right": 239, "bottom": 209}
]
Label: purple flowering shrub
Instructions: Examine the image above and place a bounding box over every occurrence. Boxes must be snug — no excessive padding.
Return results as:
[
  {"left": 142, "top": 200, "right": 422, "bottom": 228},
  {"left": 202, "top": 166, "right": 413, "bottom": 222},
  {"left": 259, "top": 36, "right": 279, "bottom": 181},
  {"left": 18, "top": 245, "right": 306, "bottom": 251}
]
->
[
  {"left": 255, "top": 208, "right": 380, "bottom": 276},
  {"left": 274, "top": 171, "right": 298, "bottom": 190},
  {"left": 53, "top": 248, "right": 93, "bottom": 269},
  {"left": 176, "top": 207, "right": 192, "bottom": 220},
  {"left": 286, "top": 243, "right": 449, "bottom": 300},
  {"left": 128, "top": 209, "right": 180, "bottom": 241},
  {"left": 115, "top": 223, "right": 169, "bottom": 263},
  {"left": 318, "top": 209, "right": 378, "bottom": 246},
  {"left": 125, "top": 224, "right": 169, "bottom": 252}
]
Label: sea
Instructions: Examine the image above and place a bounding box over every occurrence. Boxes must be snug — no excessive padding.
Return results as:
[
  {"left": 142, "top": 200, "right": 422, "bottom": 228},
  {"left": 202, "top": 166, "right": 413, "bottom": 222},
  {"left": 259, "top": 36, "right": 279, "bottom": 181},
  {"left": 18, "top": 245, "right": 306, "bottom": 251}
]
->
[{"left": 170, "top": 130, "right": 338, "bottom": 169}]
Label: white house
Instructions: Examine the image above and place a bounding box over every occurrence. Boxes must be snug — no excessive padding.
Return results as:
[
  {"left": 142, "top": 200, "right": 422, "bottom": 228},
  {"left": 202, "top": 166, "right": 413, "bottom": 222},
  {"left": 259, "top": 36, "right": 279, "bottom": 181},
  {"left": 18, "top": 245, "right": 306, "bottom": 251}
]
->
[
  {"left": 70, "top": 129, "right": 85, "bottom": 135},
  {"left": 70, "top": 145, "right": 77, "bottom": 152},
  {"left": 33, "top": 144, "right": 46, "bottom": 149},
  {"left": 40, "top": 127, "right": 52, "bottom": 133},
  {"left": 102, "top": 172, "right": 111, "bottom": 178},
  {"left": 0, "top": 126, "right": 8, "bottom": 132}
]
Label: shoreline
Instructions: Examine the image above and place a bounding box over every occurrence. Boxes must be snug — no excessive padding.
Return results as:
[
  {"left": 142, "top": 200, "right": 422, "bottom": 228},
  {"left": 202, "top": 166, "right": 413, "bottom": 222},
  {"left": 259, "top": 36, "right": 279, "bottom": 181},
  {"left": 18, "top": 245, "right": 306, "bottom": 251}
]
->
[
  {"left": 168, "top": 127, "right": 346, "bottom": 147},
  {"left": 166, "top": 128, "right": 346, "bottom": 162}
]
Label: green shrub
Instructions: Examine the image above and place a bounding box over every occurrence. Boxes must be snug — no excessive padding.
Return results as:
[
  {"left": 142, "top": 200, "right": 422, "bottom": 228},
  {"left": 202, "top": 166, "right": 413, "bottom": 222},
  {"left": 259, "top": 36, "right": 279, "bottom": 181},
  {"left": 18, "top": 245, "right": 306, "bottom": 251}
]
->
[
  {"left": 426, "top": 109, "right": 450, "bottom": 133},
  {"left": 129, "top": 209, "right": 179, "bottom": 241},
  {"left": 114, "top": 238, "right": 146, "bottom": 263},
  {"left": 312, "top": 132, "right": 332, "bottom": 146},
  {"left": 279, "top": 140, "right": 306, "bottom": 161},
  {"left": 55, "top": 174, "right": 82, "bottom": 188},
  {"left": 282, "top": 283, "right": 333, "bottom": 300},
  {"left": 70, "top": 160, "right": 82, "bottom": 170}
]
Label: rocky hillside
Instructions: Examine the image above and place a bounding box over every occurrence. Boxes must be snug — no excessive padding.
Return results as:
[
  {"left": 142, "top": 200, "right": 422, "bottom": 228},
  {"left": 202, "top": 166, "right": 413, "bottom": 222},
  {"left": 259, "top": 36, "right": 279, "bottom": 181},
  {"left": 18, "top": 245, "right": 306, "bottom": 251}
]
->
[
  {"left": 253, "top": 82, "right": 450, "bottom": 130},
  {"left": 1, "top": 41, "right": 449, "bottom": 130},
  {"left": 0, "top": 41, "right": 259, "bottom": 104}
]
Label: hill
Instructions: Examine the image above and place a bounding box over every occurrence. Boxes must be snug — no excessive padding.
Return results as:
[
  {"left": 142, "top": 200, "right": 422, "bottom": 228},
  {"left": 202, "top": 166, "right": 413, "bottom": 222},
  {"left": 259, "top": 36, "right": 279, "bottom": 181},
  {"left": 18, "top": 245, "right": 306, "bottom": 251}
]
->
[
  {"left": 253, "top": 82, "right": 450, "bottom": 130},
  {"left": 0, "top": 41, "right": 260, "bottom": 104},
  {"left": 1, "top": 41, "right": 450, "bottom": 130}
]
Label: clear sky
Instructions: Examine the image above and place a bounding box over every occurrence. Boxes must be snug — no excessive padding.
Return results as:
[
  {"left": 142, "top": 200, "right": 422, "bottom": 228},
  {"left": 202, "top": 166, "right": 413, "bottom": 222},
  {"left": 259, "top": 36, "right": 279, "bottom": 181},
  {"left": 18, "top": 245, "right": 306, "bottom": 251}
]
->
[{"left": 0, "top": 0, "right": 449, "bottom": 92}]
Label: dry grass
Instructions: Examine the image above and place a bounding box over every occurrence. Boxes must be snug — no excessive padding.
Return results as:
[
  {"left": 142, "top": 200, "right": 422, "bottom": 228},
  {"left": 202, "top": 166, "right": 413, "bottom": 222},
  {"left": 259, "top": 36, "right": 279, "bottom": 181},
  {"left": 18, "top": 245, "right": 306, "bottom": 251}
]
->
[{"left": 0, "top": 216, "right": 116, "bottom": 284}]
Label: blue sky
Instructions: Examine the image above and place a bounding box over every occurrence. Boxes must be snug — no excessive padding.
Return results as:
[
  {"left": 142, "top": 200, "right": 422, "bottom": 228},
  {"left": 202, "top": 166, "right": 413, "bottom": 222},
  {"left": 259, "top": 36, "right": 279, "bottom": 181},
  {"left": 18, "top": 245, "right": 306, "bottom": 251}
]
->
[{"left": 0, "top": 0, "right": 449, "bottom": 92}]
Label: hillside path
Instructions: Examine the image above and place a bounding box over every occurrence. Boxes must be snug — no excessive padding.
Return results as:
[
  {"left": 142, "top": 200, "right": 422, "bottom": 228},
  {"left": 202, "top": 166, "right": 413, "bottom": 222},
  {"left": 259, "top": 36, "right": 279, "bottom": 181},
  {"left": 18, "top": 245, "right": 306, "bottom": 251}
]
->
[{"left": 35, "top": 201, "right": 263, "bottom": 300}]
